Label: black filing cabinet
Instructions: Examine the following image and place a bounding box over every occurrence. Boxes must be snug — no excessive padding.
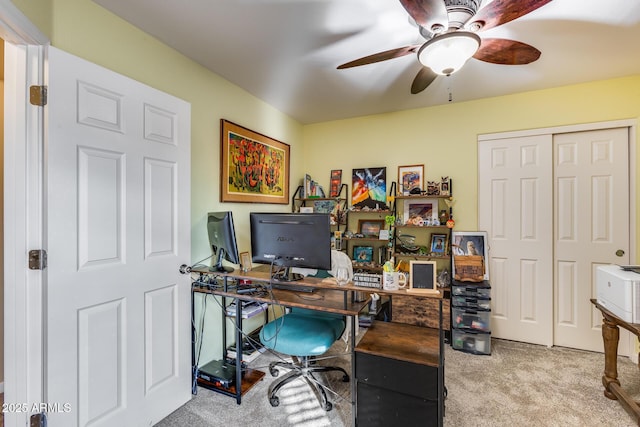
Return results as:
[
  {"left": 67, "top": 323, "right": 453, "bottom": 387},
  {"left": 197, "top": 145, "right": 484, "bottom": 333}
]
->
[{"left": 355, "top": 321, "right": 444, "bottom": 426}]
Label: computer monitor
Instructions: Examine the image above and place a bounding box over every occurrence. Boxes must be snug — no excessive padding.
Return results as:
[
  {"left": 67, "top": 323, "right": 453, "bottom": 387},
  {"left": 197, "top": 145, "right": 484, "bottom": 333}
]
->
[
  {"left": 250, "top": 212, "right": 332, "bottom": 282},
  {"left": 207, "top": 211, "right": 240, "bottom": 273}
]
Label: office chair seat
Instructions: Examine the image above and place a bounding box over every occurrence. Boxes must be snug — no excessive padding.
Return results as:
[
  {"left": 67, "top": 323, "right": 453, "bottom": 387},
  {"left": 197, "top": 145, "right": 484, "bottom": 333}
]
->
[{"left": 260, "top": 310, "right": 349, "bottom": 411}]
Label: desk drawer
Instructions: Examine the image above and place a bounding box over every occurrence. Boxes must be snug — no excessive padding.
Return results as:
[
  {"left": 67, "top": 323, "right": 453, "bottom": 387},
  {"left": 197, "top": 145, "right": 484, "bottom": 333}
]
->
[
  {"left": 452, "top": 329, "right": 491, "bottom": 355},
  {"left": 356, "top": 382, "right": 438, "bottom": 426},
  {"left": 355, "top": 352, "right": 438, "bottom": 400},
  {"left": 452, "top": 295, "right": 491, "bottom": 310},
  {"left": 452, "top": 307, "right": 491, "bottom": 332},
  {"left": 452, "top": 285, "right": 491, "bottom": 298}
]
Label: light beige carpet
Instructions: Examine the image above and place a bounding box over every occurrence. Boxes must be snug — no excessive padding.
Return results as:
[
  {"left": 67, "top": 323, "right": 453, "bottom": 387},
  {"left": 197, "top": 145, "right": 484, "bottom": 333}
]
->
[{"left": 158, "top": 338, "right": 640, "bottom": 426}]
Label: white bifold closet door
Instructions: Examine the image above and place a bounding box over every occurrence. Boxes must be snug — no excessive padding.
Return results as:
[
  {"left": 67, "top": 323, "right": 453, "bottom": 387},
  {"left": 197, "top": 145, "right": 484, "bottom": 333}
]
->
[{"left": 479, "top": 126, "right": 630, "bottom": 353}]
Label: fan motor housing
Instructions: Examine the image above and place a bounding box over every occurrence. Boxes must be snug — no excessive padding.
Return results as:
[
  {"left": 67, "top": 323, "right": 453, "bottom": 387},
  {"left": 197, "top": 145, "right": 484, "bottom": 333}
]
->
[{"left": 445, "top": 0, "right": 482, "bottom": 29}]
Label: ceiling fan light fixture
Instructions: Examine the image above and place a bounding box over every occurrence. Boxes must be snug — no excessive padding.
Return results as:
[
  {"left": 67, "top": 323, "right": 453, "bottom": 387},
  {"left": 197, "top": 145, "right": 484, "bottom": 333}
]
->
[{"left": 417, "top": 31, "right": 481, "bottom": 76}]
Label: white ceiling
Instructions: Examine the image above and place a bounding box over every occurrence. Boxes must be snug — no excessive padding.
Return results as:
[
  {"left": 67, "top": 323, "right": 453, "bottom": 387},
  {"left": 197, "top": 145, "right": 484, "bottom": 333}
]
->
[{"left": 94, "top": 0, "right": 640, "bottom": 124}]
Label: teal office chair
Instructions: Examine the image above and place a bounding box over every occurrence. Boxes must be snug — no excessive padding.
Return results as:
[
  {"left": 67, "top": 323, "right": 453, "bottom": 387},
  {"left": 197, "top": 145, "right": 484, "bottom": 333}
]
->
[{"left": 260, "top": 307, "right": 349, "bottom": 411}]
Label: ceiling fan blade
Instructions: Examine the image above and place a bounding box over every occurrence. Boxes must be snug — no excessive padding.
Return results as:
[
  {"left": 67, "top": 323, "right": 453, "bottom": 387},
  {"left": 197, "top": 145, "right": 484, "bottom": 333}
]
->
[
  {"left": 337, "top": 45, "right": 419, "bottom": 69},
  {"left": 411, "top": 67, "right": 438, "bottom": 94},
  {"left": 468, "top": 0, "right": 553, "bottom": 32},
  {"left": 399, "top": 0, "right": 448, "bottom": 32},
  {"left": 473, "top": 38, "right": 541, "bottom": 65}
]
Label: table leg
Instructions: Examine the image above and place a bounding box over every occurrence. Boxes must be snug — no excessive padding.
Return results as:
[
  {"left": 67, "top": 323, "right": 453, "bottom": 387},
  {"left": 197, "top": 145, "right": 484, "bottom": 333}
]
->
[{"left": 602, "top": 316, "right": 621, "bottom": 400}]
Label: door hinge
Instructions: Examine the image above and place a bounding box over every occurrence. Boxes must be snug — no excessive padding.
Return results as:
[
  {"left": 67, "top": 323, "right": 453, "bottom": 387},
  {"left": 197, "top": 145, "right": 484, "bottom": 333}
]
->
[
  {"left": 30, "top": 412, "right": 47, "bottom": 427},
  {"left": 29, "top": 249, "right": 48, "bottom": 270},
  {"left": 29, "top": 85, "right": 48, "bottom": 106}
]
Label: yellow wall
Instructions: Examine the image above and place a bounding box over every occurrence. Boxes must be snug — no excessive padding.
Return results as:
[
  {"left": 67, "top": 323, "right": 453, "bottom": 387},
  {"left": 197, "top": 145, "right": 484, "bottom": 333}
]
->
[
  {"left": 16, "top": 0, "right": 304, "bottom": 263},
  {"left": 303, "top": 76, "right": 640, "bottom": 256}
]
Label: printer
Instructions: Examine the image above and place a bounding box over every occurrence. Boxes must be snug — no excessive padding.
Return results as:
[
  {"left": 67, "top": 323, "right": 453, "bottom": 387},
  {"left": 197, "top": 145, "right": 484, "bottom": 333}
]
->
[{"left": 596, "top": 265, "right": 640, "bottom": 323}]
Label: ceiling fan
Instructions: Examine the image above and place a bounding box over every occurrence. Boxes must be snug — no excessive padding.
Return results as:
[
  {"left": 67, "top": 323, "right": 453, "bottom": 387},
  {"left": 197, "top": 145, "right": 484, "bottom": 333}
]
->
[{"left": 337, "top": 0, "right": 554, "bottom": 94}]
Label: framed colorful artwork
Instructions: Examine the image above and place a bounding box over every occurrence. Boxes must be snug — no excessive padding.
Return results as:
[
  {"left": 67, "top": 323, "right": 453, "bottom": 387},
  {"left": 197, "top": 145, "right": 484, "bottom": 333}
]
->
[
  {"left": 329, "top": 169, "right": 342, "bottom": 198},
  {"left": 220, "top": 119, "right": 289, "bottom": 204},
  {"left": 398, "top": 164, "right": 424, "bottom": 195},
  {"left": 352, "top": 167, "right": 388, "bottom": 210}
]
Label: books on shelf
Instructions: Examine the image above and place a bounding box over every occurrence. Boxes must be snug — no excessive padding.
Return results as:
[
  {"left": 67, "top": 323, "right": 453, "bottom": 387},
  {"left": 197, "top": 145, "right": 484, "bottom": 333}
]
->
[{"left": 226, "top": 301, "right": 268, "bottom": 319}]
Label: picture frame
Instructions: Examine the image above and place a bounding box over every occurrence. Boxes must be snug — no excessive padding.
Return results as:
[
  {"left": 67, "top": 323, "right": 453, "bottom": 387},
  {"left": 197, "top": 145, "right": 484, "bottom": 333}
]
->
[
  {"left": 313, "top": 199, "right": 336, "bottom": 214},
  {"left": 239, "top": 251, "right": 251, "bottom": 272},
  {"left": 429, "top": 233, "right": 448, "bottom": 255},
  {"left": 451, "top": 231, "right": 489, "bottom": 280},
  {"left": 329, "top": 169, "right": 342, "bottom": 198},
  {"left": 358, "top": 219, "right": 385, "bottom": 237},
  {"left": 403, "top": 198, "right": 439, "bottom": 225},
  {"left": 440, "top": 176, "right": 451, "bottom": 196},
  {"left": 398, "top": 164, "right": 424, "bottom": 195},
  {"left": 407, "top": 260, "right": 439, "bottom": 294},
  {"left": 220, "top": 119, "right": 290, "bottom": 204},
  {"left": 352, "top": 167, "right": 388, "bottom": 209},
  {"left": 353, "top": 246, "right": 374, "bottom": 263}
]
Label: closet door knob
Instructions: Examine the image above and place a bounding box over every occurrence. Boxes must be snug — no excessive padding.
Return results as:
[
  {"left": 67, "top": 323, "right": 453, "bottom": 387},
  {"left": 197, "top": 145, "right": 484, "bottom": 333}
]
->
[{"left": 616, "top": 249, "right": 625, "bottom": 257}]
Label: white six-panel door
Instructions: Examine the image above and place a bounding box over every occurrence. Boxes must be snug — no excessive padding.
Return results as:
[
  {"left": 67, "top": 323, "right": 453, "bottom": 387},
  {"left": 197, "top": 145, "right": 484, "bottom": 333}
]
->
[
  {"left": 46, "top": 47, "right": 191, "bottom": 426},
  {"left": 478, "top": 135, "right": 554, "bottom": 345},
  {"left": 479, "top": 126, "right": 630, "bottom": 352},
  {"left": 554, "top": 128, "right": 630, "bottom": 351}
]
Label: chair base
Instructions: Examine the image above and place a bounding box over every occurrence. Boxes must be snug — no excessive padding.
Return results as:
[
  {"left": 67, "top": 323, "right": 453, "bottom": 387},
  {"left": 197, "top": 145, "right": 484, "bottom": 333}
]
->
[{"left": 267, "top": 356, "right": 349, "bottom": 411}]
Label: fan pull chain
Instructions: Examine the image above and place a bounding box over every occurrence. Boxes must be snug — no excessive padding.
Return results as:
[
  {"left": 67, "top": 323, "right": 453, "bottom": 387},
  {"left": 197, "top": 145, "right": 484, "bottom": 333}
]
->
[{"left": 447, "top": 77, "right": 453, "bottom": 102}]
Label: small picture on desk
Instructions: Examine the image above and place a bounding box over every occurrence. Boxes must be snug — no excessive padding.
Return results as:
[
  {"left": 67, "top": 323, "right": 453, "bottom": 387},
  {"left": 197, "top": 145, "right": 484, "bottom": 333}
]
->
[
  {"left": 408, "top": 260, "right": 438, "bottom": 294},
  {"left": 353, "top": 246, "right": 374, "bottom": 263},
  {"left": 240, "top": 251, "right": 251, "bottom": 272}
]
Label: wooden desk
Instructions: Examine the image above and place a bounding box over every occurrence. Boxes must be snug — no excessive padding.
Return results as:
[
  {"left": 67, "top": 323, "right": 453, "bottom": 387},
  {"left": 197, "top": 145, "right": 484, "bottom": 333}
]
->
[
  {"left": 191, "top": 268, "right": 370, "bottom": 413},
  {"left": 591, "top": 299, "right": 640, "bottom": 424},
  {"left": 192, "top": 267, "right": 445, "bottom": 426}
]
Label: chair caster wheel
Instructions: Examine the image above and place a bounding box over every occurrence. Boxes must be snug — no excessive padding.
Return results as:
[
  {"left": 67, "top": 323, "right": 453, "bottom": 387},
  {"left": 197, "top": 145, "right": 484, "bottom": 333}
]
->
[
  {"left": 270, "top": 367, "right": 279, "bottom": 377},
  {"left": 269, "top": 396, "right": 280, "bottom": 407},
  {"left": 342, "top": 374, "right": 350, "bottom": 382},
  {"left": 324, "top": 401, "right": 332, "bottom": 411}
]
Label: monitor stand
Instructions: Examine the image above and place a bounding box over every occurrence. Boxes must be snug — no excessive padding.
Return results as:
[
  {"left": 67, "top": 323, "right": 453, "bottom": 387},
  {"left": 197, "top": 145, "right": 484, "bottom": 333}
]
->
[
  {"left": 269, "top": 267, "right": 315, "bottom": 293},
  {"left": 271, "top": 266, "right": 303, "bottom": 282}
]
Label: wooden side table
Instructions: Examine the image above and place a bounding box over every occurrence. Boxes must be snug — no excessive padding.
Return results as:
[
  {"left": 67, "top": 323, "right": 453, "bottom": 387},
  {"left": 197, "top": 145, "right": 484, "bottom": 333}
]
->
[{"left": 591, "top": 298, "right": 640, "bottom": 424}]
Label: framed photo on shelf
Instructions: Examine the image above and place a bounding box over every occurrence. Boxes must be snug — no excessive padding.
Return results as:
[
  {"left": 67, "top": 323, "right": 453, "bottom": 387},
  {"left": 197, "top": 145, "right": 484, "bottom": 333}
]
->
[
  {"left": 220, "top": 119, "right": 289, "bottom": 204},
  {"left": 358, "top": 219, "right": 385, "bottom": 237},
  {"left": 429, "top": 233, "right": 447, "bottom": 255},
  {"left": 407, "top": 260, "right": 439, "bottom": 294},
  {"left": 239, "top": 251, "right": 252, "bottom": 272},
  {"left": 353, "top": 246, "right": 374, "bottom": 263},
  {"left": 403, "top": 198, "right": 439, "bottom": 225},
  {"left": 451, "top": 231, "right": 489, "bottom": 280},
  {"left": 398, "top": 164, "right": 424, "bottom": 195},
  {"left": 313, "top": 199, "right": 336, "bottom": 214},
  {"left": 440, "top": 176, "right": 451, "bottom": 196},
  {"left": 329, "top": 169, "right": 342, "bottom": 198}
]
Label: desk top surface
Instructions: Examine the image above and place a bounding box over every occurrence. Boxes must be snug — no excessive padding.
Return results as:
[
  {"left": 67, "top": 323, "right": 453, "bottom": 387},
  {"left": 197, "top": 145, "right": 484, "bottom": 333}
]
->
[{"left": 192, "top": 266, "right": 444, "bottom": 299}]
